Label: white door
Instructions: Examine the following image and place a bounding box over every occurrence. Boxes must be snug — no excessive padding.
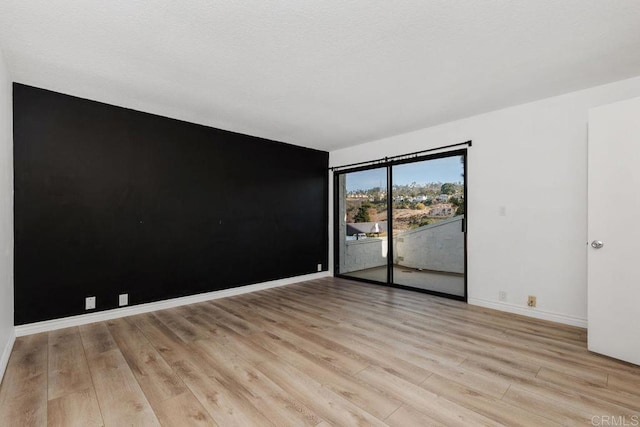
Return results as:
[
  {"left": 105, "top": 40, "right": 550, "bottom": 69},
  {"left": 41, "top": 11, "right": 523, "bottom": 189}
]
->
[{"left": 588, "top": 96, "right": 640, "bottom": 365}]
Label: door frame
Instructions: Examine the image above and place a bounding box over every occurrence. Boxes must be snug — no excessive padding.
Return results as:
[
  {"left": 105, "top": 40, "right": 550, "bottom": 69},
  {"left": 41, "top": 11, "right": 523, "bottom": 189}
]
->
[{"left": 333, "top": 149, "right": 468, "bottom": 302}]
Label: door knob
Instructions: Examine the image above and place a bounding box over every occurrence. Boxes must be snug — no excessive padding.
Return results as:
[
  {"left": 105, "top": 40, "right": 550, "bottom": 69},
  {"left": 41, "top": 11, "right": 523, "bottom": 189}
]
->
[{"left": 591, "top": 240, "right": 604, "bottom": 249}]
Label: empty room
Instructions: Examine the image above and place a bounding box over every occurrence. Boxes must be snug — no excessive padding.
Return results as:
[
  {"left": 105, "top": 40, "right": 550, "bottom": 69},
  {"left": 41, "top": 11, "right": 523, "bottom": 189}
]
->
[{"left": 0, "top": 1, "right": 639, "bottom": 426}]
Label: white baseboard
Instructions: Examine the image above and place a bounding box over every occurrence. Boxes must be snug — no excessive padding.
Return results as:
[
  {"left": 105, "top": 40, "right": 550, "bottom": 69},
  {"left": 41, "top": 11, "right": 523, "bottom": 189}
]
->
[
  {"left": 0, "top": 329, "right": 16, "bottom": 383},
  {"left": 468, "top": 297, "right": 587, "bottom": 328},
  {"left": 15, "top": 272, "right": 331, "bottom": 337}
]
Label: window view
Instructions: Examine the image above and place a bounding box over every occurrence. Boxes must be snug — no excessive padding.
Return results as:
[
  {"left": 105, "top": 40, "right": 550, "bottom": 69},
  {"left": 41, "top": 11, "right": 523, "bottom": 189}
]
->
[{"left": 336, "top": 153, "right": 466, "bottom": 298}]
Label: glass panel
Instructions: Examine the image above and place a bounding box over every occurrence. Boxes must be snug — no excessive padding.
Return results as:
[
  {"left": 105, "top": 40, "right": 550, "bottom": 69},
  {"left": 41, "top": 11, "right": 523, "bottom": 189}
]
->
[
  {"left": 337, "top": 167, "right": 388, "bottom": 283},
  {"left": 391, "top": 155, "right": 465, "bottom": 296}
]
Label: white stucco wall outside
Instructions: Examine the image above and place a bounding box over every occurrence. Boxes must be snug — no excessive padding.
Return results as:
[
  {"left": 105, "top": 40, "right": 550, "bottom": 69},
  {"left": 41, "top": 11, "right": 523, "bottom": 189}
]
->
[{"left": 395, "top": 216, "right": 464, "bottom": 274}]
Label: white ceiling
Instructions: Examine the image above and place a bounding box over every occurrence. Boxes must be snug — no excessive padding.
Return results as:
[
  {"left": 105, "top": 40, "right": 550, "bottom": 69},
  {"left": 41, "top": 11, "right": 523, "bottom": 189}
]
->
[{"left": 1, "top": 1, "right": 639, "bottom": 151}]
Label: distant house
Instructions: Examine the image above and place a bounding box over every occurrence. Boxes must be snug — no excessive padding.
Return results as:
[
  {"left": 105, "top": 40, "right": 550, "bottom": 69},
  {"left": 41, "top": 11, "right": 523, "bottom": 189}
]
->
[
  {"left": 429, "top": 204, "right": 455, "bottom": 217},
  {"left": 346, "top": 221, "right": 388, "bottom": 236},
  {"left": 436, "top": 194, "right": 449, "bottom": 203},
  {"left": 346, "top": 193, "right": 369, "bottom": 199}
]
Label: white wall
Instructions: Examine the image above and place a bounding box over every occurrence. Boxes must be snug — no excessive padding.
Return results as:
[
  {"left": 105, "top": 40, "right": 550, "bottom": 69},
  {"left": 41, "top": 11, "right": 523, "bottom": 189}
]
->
[
  {"left": 330, "top": 75, "right": 640, "bottom": 327},
  {"left": 0, "top": 45, "right": 14, "bottom": 379},
  {"left": 395, "top": 216, "right": 464, "bottom": 274},
  {"left": 342, "top": 238, "right": 387, "bottom": 274}
]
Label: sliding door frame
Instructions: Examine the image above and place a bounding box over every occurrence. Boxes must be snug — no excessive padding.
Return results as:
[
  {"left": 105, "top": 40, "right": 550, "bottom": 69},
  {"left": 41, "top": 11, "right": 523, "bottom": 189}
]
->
[{"left": 333, "top": 148, "right": 468, "bottom": 302}]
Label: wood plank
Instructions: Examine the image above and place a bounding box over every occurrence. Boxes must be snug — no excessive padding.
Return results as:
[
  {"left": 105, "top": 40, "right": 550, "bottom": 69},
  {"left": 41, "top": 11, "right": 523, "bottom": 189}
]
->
[
  {"left": 462, "top": 352, "right": 640, "bottom": 420},
  {"left": 83, "top": 349, "right": 160, "bottom": 426},
  {"left": 193, "top": 338, "right": 323, "bottom": 426},
  {"left": 128, "top": 313, "right": 195, "bottom": 366},
  {"left": 536, "top": 367, "right": 640, "bottom": 413},
  {"left": 171, "top": 358, "right": 275, "bottom": 427},
  {"left": 48, "top": 327, "right": 95, "bottom": 400},
  {"left": 153, "top": 390, "right": 218, "bottom": 427},
  {"left": 47, "top": 388, "right": 103, "bottom": 427},
  {"left": 421, "top": 373, "right": 560, "bottom": 426},
  {"left": 152, "top": 309, "right": 210, "bottom": 342},
  {"left": 607, "top": 371, "right": 640, "bottom": 394},
  {"left": 79, "top": 322, "right": 118, "bottom": 358},
  {"left": 256, "top": 359, "right": 389, "bottom": 427},
  {"left": 321, "top": 325, "right": 438, "bottom": 384},
  {"left": 0, "top": 334, "right": 49, "bottom": 426},
  {"left": 502, "top": 385, "right": 595, "bottom": 426},
  {"left": 107, "top": 317, "right": 186, "bottom": 405},
  {"left": 246, "top": 329, "right": 403, "bottom": 420},
  {"left": 386, "top": 405, "right": 447, "bottom": 427},
  {"left": 356, "top": 365, "right": 502, "bottom": 426}
]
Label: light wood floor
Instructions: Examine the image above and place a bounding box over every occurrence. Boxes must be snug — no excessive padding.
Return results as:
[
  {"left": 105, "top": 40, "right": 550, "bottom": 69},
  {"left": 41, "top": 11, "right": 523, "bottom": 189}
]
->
[{"left": 1, "top": 277, "right": 639, "bottom": 426}]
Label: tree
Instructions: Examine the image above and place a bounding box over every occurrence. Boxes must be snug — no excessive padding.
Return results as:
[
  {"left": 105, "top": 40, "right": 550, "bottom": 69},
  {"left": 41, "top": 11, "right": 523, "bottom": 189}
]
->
[
  {"left": 354, "top": 202, "right": 372, "bottom": 222},
  {"left": 449, "top": 195, "right": 464, "bottom": 216},
  {"left": 415, "top": 202, "right": 426, "bottom": 210},
  {"left": 441, "top": 183, "right": 456, "bottom": 195}
]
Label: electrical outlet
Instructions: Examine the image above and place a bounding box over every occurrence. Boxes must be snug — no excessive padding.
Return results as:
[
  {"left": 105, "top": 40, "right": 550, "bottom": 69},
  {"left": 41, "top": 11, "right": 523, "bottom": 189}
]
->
[
  {"left": 527, "top": 295, "right": 537, "bottom": 307},
  {"left": 317, "top": 263, "right": 322, "bottom": 272},
  {"left": 119, "top": 293, "right": 128, "bottom": 307},
  {"left": 499, "top": 291, "right": 507, "bottom": 302},
  {"left": 85, "top": 296, "right": 96, "bottom": 310}
]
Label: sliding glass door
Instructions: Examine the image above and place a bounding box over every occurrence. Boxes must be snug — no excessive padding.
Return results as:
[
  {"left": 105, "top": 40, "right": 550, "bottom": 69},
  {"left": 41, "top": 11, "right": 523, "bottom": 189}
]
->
[
  {"left": 335, "top": 150, "right": 467, "bottom": 300},
  {"left": 391, "top": 155, "right": 465, "bottom": 297}
]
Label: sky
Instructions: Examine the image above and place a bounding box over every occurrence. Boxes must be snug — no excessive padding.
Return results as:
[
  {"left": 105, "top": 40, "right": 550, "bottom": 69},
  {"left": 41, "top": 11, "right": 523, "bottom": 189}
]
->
[{"left": 345, "top": 155, "right": 463, "bottom": 192}]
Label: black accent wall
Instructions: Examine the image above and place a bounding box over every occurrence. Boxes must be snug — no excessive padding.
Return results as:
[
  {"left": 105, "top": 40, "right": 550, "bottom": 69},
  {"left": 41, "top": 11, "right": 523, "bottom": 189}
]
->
[{"left": 13, "top": 84, "right": 329, "bottom": 325}]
